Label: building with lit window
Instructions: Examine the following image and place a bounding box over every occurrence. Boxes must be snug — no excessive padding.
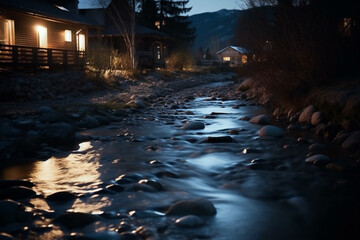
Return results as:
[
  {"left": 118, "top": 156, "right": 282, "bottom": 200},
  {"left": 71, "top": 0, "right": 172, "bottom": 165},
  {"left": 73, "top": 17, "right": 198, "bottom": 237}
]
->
[
  {"left": 0, "top": 0, "right": 91, "bottom": 70},
  {"left": 79, "top": 0, "right": 169, "bottom": 68},
  {"left": 216, "top": 46, "right": 249, "bottom": 67}
]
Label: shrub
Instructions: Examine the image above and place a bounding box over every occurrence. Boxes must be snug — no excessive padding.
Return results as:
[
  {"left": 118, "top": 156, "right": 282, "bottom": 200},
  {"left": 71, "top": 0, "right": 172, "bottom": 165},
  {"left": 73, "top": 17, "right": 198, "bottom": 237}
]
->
[{"left": 165, "top": 50, "right": 195, "bottom": 71}]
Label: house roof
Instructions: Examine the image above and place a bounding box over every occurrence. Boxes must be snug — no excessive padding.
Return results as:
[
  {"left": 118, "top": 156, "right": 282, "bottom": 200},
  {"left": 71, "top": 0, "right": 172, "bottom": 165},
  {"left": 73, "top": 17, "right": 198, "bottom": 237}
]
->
[
  {"left": 216, "top": 46, "right": 249, "bottom": 55},
  {"left": 0, "top": 0, "right": 93, "bottom": 25}
]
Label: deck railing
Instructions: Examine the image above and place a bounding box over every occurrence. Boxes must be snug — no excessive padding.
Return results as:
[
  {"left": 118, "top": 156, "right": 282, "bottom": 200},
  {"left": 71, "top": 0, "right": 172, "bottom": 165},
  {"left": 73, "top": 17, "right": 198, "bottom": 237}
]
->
[{"left": 0, "top": 44, "right": 86, "bottom": 70}]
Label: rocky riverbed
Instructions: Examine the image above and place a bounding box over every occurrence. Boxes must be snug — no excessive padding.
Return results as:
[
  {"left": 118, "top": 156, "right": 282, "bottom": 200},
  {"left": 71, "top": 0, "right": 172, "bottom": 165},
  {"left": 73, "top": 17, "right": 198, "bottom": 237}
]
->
[{"left": 0, "top": 71, "right": 360, "bottom": 240}]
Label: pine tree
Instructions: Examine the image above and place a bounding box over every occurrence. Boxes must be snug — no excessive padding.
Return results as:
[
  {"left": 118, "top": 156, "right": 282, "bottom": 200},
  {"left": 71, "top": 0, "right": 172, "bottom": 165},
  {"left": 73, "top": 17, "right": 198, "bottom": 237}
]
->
[
  {"left": 137, "top": 0, "right": 158, "bottom": 29},
  {"left": 158, "top": 0, "right": 195, "bottom": 46},
  {"left": 137, "top": 0, "right": 195, "bottom": 47}
]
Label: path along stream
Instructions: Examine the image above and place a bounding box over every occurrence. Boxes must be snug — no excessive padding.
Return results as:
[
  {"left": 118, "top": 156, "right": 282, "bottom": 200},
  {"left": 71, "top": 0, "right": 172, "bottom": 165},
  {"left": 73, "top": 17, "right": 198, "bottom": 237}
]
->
[{"left": 1, "top": 81, "right": 359, "bottom": 240}]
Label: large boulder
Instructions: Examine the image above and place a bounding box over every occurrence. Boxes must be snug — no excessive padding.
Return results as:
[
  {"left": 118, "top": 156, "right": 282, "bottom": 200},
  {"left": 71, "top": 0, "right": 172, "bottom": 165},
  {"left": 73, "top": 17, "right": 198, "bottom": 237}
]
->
[
  {"left": 342, "top": 131, "right": 360, "bottom": 151},
  {"left": 258, "top": 125, "right": 283, "bottom": 137},
  {"left": 305, "top": 154, "right": 331, "bottom": 167},
  {"left": 54, "top": 212, "right": 99, "bottom": 229},
  {"left": 39, "top": 111, "right": 66, "bottom": 123},
  {"left": 0, "top": 186, "right": 37, "bottom": 200},
  {"left": 0, "top": 126, "right": 22, "bottom": 138},
  {"left": 299, "top": 105, "right": 316, "bottom": 124},
  {"left": 166, "top": 198, "right": 216, "bottom": 216},
  {"left": 175, "top": 215, "right": 205, "bottom": 228},
  {"left": 182, "top": 121, "right": 205, "bottom": 130},
  {"left": 311, "top": 111, "right": 324, "bottom": 126},
  {"left": 249, "top": 114, "right": 270, "bottom": 125},
  {"left": 40, "top": 123, "right": 76, "bottom": 147},
  {"left": 0, "top": 200, "right": 24, "bottom": 226}
]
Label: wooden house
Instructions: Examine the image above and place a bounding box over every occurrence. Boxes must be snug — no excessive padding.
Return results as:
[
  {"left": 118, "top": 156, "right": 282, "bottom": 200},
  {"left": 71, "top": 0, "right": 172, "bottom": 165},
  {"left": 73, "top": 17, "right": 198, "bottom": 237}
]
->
[
  {"left": 79, "top": 0, "right": 169, "bottom": 68},
  {"left": 0, "top": 0, "right": 91, "bottom": 70},
  {"left": 216, "top": 46, "right": 249, "bottom": 67}
]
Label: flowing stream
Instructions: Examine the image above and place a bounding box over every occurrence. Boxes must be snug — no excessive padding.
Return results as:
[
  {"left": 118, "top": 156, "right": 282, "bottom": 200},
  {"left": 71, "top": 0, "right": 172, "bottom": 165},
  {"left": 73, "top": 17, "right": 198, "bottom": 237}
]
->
[{"left": 1, "top": 81, "right": 359, "bottom": 240}]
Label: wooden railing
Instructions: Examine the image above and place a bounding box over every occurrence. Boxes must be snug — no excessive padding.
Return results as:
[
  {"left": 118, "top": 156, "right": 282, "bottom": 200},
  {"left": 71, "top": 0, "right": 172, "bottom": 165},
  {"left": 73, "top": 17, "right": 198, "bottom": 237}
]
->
[{"left": 0, "top": 44, "right": 86, "bottom": 70}]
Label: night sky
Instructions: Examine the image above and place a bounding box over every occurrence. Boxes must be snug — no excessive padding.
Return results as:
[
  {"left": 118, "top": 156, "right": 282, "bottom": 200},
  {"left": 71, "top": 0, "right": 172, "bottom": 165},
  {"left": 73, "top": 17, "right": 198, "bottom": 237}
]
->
[{"left": 78, "top": 0, "right": 242, "bottom": 15}]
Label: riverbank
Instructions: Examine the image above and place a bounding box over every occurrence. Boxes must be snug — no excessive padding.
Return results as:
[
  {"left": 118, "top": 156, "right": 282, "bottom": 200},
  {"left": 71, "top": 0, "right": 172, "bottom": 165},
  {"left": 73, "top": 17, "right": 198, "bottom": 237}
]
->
[
  {"left": 0, "top": 70, "right": 237, "bottom": 166},
  {"left": 236, "top": 77, "right": 360, "bottom": 159}
]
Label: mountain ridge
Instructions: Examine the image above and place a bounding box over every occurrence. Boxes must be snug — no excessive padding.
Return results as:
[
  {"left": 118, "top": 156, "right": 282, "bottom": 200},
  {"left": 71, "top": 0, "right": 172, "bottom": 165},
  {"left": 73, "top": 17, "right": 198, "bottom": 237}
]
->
[{"left": 189, "top": 9, "right": 242, "bottom": 55}]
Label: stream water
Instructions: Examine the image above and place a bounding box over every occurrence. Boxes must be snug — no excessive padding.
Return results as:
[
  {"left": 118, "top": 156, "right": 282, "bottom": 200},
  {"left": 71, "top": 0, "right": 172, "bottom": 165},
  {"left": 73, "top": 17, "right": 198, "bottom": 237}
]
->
[{"left": 1, "top": 81, "right": 359, "bottom": 240}]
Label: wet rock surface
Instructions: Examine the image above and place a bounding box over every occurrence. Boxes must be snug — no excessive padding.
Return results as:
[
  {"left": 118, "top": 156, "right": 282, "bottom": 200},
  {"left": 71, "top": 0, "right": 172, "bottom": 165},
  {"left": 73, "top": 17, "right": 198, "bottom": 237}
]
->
[{"left": 0, "top": 72, "right": 359, "bottom": 240}]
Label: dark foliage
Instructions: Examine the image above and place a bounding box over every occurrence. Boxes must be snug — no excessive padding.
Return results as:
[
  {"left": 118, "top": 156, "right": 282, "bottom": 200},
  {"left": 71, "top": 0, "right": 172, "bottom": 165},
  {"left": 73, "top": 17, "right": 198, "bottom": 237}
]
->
[
  {"left": 137, "top": 0, "right": 195, "bottom": 48},
  {"left": 235, "top": 0, "right": 360, "bottom": 107}
]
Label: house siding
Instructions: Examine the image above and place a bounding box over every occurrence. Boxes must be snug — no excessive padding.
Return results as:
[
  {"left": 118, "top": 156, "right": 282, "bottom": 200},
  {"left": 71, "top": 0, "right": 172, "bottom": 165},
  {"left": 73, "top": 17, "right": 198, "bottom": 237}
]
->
[{"left": 1, "top": 10, "right": 84, "bottom": 50}]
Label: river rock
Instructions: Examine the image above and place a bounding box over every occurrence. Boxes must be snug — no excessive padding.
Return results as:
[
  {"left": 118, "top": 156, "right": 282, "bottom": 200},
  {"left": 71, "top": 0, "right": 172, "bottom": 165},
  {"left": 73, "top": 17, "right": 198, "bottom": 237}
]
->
[
  {"left": 136, "top": 226, "right": 158, "bottom": 240},
  {"left": 0, "top": 186, "right": 36, "bottom": 200},
  {"left": 54, "top": 212, "right": 98, "bottom": 229},
  {"left": 14, "top": 119, "right": 35, "bottom": 131},
  {"left": 308, "top": 143, "right": 326, "bottom": 153},
  {"left": 184, "top": 110, "right": 195, "bottom": 115},
  {"left": 0, "top": 233, "right": 16, "bottom": 240},
  {"left": 315, "top": 124, "right": 342, "bottom": 140},
  {"left": 83, "top": 116, "right": 100, "bottom": 128},
  {"left": 38, "top": 106, "right": 55, "bottom": 114},
  {"left": 311, "top": 111, "right": 324, "bottom": 126},
  {"left": 166, "top": 198, "right": 217, "bottom": 216},
  {"left": 0, "top": 125, "right": 22, "bottom": 138},
  {"left": 127, "top": 98, "right": 146, "bottom": 108},
  {"left": 130, "top": 210, "right": 165, "bottom": 219},
  {"left": 115, "top": 173, "right": 145, "bottom": 184},
  {"left": 0, "top": 179, "right": 34, "bottom": 189},
  {"left": 40, "top": 123, "right": 75, "bottom": 146},
  {"left": 305, "top": 154, "right": 330, "bottom": 165},
  {"left": 342, "top": 131, "right": 360, "bottom": 151},
  {"left": 137, "top": 179, "right": 164, "bottom": 191},
  {"left": 249, "top": 114, "right": 270, "bottom": 125},
  {"left": 333, "top": 131, "right": 352, "bottom": 144},
  {"left": 119, "top": 232, "right": 141, "bottom": 240},
  {"left": 299, "top": 105, "right": 316, "bottom": 124},
  {"left": 182, "top": 121, "right": 205, "bottom": 130},
  {"left": 106, "top": 184, "right": 125, "bottom": 192},
  {"left": 155, "top": 171, "right": 179, "bottom": 178},
  {"left": 46, "top": 191, "right": 77, "bottom": 202},
  {"left": 39, "top": 111, "right": 66, "bottom": 123},
  {"left": 0, "top": 200, "right": 24, "bottom": 226},
  {"left": 175, "top": 215, "right": 205, "bottom": 228},
  {"left": 205, "top": 136, "right": 234, "bottom": 143},
  {"left": 258, "top": 126, "right": 283, "bottom": 137}
]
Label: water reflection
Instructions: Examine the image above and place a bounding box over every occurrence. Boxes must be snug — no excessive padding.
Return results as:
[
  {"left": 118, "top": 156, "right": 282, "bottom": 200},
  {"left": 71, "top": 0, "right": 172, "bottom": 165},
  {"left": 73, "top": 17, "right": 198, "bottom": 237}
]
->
[{"left": 30, "top": 142, "right": 102, "bottom": 196}]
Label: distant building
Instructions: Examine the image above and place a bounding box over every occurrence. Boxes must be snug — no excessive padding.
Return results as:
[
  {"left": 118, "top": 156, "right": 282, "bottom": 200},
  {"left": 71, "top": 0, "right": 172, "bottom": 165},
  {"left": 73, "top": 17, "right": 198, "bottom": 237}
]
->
[
  {"left": 79, "top": 0, "right": 169, "bottom": 68},
  {"left": 216, "top": 46, "right": 249, "bottom": 67},
  {"left": 0, "top": 0, "right": 91, "bottom": 70}
]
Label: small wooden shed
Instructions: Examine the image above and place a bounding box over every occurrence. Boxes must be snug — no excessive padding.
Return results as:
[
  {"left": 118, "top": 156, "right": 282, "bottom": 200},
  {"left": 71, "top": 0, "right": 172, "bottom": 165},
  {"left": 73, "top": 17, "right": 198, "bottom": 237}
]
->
[{"left": 216, "top": 46, "right": 249, "bottom": 67}]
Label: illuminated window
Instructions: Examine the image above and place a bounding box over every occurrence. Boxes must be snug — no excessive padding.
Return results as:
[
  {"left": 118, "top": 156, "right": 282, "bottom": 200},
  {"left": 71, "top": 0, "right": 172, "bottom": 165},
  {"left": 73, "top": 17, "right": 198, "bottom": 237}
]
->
[
  {"left": 155, "top": 21, "right": 160, "bottom": 30},
  {"left": 76, "top": 33, "right": 85, "bottom": 51},
  {"left": 65, "top": 30, "right": 72, "bottom": 42},
  {"left": 343, "top": 18, "right": 351, "bottom": 36},
  {"left": 36, "top": 25, "right": 47, "bottom": 48},
  {"left": 223, "top": 56, "right": 231, "bottom": 62},
  {"left": 156, "top": 45, "right": 161, "bottom": 60},
  {"left": 242, "top": 55, "right": 248, "bottom": 64},
  {"left": 0, "top": 19, "right": 15, "bottom": 45}
]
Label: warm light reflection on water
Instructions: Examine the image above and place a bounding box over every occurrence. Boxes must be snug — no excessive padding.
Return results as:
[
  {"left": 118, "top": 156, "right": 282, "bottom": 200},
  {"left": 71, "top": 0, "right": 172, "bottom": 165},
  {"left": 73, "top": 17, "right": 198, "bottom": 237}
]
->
[{"left": 29, "top": 142, "right": 102, "bottom": 196}]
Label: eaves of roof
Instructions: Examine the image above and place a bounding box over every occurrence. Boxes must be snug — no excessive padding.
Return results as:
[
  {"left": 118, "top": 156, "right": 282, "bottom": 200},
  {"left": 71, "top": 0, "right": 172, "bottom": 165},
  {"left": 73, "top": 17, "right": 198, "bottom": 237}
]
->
[{"left": 0, "top": 0, "right": 94, "bottom": 26}]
